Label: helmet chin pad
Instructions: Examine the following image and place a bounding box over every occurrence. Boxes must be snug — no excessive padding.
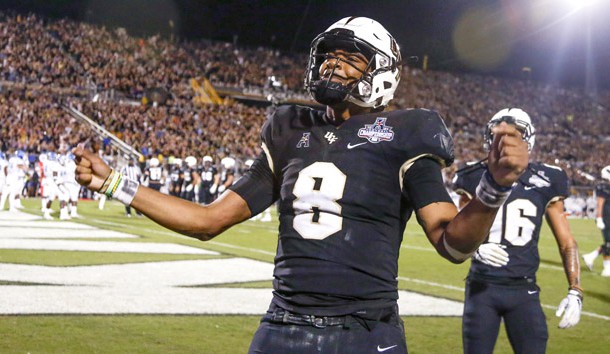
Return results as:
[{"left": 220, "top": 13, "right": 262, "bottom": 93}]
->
[{"left": 310, "top": 80, "right": 350, "bottom": 106}]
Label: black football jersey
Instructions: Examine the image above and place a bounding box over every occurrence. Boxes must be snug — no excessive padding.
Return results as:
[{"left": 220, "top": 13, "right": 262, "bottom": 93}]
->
[
  {"left": 454, "top": 162, "right": 569, "bottom": 279},
  {"left": 200, "top": 166, "right": 218, "bottom": 187},
  {"left": 235, "top": 105, "right": 454, "bottom": 315},
  {"left": 596, "top": 182, "right": 610, "bottom": 221},
  {"left": 220, "top": 168, "right": 234, "bottom": 185},
  {"left": 146, "top": 166, "right": 164, "bottom": 185},
  {"left": 181, "top": 167, "right": 193, "bottom": 186},
  {"left": 169, "top": 166, "right": 181, "bottom": 183}
]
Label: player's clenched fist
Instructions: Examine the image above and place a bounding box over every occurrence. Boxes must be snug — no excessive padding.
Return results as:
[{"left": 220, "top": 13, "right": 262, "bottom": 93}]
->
[
  {"left": 487, "top": 122, "right": 529, "bottom": 187},
  {"left": 72, "top": 144, "right": 111, "bottom": 192}
]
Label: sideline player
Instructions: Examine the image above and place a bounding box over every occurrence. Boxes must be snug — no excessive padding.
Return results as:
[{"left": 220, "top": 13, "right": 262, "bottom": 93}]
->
[
  {"left": 61, "top": 152, "right": 82, "bottom": 218},
  {"left": 582, "top": 165, "right": 610, "bottom": 276},
  {"left": 199, "top": 155, "right": 219, "bottom": 205},
  {"left": 74, "top": 17, "right": 529, "bottom": 353},
  {"left": 454, "top": 108, "right": 582, "bottom": 354},
  {"left": 0, "top": 150, "right": 28, "bottom": 212}
]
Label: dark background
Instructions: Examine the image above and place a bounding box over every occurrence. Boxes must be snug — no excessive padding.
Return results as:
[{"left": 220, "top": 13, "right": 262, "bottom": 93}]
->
[{"left": 2, "top": 0, "right": 609, "bottom": 90}]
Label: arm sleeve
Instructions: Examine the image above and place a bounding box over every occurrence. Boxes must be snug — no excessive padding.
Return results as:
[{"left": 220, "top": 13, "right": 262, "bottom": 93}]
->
[
  {"left": 402, "top": 157, "right": 453, "bottom": 210},
  {"left": 229, "top": 152, "right": 278, "bottom": 215}
]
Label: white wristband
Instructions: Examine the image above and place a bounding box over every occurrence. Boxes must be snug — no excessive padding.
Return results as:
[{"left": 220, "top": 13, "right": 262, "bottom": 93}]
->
[
  {"left": 475, "top": 171, "right": 513, "bottom": 208},
  {"left": 442, "top": 234, "right": 473, "bottom": 262},
  {"left": 112, "top": 174, "right": 140, "bottom": 206}
]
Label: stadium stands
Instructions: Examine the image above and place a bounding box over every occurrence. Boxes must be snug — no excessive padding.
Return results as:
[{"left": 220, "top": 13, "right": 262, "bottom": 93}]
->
[{"left": 0, "top": 11, "right": 608, "bottom": 188}]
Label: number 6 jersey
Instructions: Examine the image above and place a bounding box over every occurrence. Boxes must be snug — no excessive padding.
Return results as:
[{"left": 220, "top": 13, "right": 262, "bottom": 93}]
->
[{"left": 230, "top": 105, "right": 454, "bottom": 316}]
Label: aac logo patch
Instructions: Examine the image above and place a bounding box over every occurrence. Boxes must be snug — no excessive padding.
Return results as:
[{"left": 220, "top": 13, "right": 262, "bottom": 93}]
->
[
  {"left": 358, "top": 117, "right": 394, "bottom": 143},
  {"left": 296, "top": 132, "right": 311, "bottom": 148}
]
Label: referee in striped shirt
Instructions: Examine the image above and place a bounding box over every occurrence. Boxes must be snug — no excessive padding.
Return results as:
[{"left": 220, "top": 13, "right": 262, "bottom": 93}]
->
[{"left": 120, "top": 156, "right": 142, "bottom": 217}]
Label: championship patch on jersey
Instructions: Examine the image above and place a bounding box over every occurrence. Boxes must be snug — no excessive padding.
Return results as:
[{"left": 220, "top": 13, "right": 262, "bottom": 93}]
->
[{"left": 357, "top": 117, "right": 395, "bottom": 143}]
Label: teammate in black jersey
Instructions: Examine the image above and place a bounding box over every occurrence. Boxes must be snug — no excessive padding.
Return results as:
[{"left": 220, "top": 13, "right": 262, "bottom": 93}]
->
[
  {"left": 454, "top": 108, "right": 582, "bottom": 354},
  {"left": 73, "top": 17, "right": 529, "bottom": 354},
  {"left": 582, "top": 165, "right": 610, "bottom": 276},
  {"left": 143, "top": 157, "right": 164, "bottom": 192},
  {"left": 168, "top": 160, "right": 182, "bottom": 197},
  {"left": 199, "top": 156, "right": 219, "bottom": 205}
]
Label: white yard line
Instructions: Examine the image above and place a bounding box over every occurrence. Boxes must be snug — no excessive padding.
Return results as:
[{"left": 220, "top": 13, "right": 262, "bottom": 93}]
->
[{"left": 0, "top": 210, "right": 607, "bottom": 320}]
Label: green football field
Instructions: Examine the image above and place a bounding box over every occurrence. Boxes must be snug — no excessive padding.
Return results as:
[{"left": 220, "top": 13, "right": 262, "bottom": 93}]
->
[{"left": 0, "top": 198, "right": 608, "bottom": 353}]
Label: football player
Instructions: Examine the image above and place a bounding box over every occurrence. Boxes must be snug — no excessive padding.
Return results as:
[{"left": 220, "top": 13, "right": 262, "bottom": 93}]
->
[
  {"left": 217, "top": 157, "right": 235, "bottom": 195},
  {"left": 582, "top": 165, "right": 610, "bottom": 276},
  {"left": 0, "top": 152, "right": 8, "bottom": 207},
  {"left": 41, "top": 151, "right": 70, "bottom": 220},
  {"left": 73, "top": 17, "right": 529, "bottom": 353},
  {"left": 0, "top": 150, "right": 28, "bottom": 212},
  {"left": 180, "top": 156, "right": 200, "bottom": 202},
  {"left": 168, "top": 158, "right": 183, "bottom": 197},
  {"left": 143, "top": 157, "right": 165, "bottom": 192},
  {"left": 61, "top": 152, "right": 82, "bottom": 218},
  {"left": 454, "top": 108, "right": 582, "bottom": 354},
  {"left": 199, "top": 155, "right": 219, "bottom": 205}
]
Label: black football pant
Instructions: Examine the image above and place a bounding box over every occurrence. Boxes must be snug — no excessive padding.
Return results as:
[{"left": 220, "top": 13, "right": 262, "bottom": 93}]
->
[
  {"left": 248, "top": 303, "right": 408, "bottom": 353},
  {"left": 462, "top": 279, "right": 548, "bottom": 354}
]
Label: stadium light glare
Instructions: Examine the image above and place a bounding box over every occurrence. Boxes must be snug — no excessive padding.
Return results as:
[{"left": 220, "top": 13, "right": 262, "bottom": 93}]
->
[{"left": 560, "top": 0, "right": 600, "bottom": 11}]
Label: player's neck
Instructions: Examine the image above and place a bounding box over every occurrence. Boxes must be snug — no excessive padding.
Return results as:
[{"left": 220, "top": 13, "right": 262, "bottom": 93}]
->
[{"left": 326, "top": 104, "right": 372, "bottom": 125}]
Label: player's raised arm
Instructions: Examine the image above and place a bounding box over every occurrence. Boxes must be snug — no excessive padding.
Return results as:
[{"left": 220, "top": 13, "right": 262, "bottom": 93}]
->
[
  {"left": 418, "top": 122, "right": 529, "bottom": 263},
  {"left": 73, "top": 144, "right": 251, "bottom": 240}
]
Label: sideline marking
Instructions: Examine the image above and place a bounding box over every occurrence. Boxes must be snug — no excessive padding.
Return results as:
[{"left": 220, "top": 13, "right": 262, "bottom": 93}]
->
[{"left": 0, "top": 210, "right": 607, "bottom": 320}]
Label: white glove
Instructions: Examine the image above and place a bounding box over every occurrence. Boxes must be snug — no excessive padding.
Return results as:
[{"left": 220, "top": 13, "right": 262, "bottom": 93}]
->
[
  {"left": 555, "top": 289, "right": 582, "bottom": 328},
  {"left": 596, "top": 217, "right": 605, "bottom": 230},
  {"left": 218, "top": 185, "right": 226, "bottom": 193},
  {"left": 473, "top": 243, "right": 509, "bottom": 267},
  {"left": 209, "top": 185, "right": 217, "bottom": 194},
  {"left": 185, "top": 184, "right": 193, "bottom": 192}
]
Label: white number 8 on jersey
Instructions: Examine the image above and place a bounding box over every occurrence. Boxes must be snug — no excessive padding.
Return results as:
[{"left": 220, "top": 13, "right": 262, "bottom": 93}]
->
[{"left": 293, "top": 162, "right": 346, "bottom": 240}]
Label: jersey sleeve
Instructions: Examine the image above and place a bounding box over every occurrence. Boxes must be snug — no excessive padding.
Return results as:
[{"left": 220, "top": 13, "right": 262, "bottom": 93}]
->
[
  {"left": 402, "top": 157, "right": 453, "bottom": 210},
  {"left": 228, "top": 152, "right": 278, "bottom": 215},
  {"left": 549, "top": 166, "right": 569, "bottom": 200},
  {"left": 258, "top": 105, "right": 291, "bottom": 174}
]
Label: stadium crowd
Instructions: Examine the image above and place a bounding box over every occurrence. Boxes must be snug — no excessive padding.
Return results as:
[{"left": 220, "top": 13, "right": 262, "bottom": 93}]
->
[{"left": 1, "top": 12, "right": 609, "bottom": 213}]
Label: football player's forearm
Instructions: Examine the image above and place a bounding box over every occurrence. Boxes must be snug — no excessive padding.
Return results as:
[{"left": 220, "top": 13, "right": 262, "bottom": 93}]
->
[
  {"left": 546, "top": 202, "right": 582, "bottom": 292},
  {"left": 560, "top": 243, "right": 582, "bottom": 293},
  {"left": 444, "top": 198, "right": 500, "bottom": 256},
  {"left": 419, "top": 200, "right": 499, "bottom": 263},
  {"left": 130, "top": 187, "right": 250, "bottom": 240},
  {"left": 596, "top": 197, "right": 604, "bottom": 218}
]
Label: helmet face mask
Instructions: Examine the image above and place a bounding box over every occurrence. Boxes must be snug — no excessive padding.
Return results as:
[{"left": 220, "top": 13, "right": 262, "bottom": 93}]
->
[
  {"left": 483, "top": 108, "right": 536, "bottom": 152},
  {"left": 305, "top": 17, "right": 402, "bottom": 109}
]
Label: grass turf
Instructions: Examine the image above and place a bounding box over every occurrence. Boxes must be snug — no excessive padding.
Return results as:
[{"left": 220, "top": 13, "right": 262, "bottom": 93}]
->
[{"left": 0, "top": 198, "right": 607, "bottom": 353}]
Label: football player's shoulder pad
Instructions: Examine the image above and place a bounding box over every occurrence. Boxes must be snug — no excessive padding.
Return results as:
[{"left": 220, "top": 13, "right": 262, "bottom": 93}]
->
[
  {"left": 595, "top": 182, "right": 610, "bottom": 197},
  {"left": 390, "top": 108, "right": 455, "bottom": 167},
  {"left": 262, "top": 104, "right": 325, "bottom": 144},
  {"left": 530, "top": 162, "right": 569, "bottom": 197}
]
